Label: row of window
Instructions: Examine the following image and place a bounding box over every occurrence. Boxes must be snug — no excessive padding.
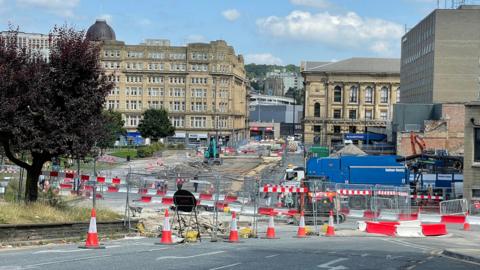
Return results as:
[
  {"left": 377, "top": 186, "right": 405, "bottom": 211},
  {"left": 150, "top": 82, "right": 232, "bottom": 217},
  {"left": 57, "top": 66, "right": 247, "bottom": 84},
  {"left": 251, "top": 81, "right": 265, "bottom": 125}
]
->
[
  {"left": 313, "top": 103, "right": 387, "bottom": 120},
  {"left": 106, "top": 99, "right": 230, "bottom": 112},
  {"left": 107, "top": 74, "right": 230, "bottom": 85},
  {"left": 122, "top": 115, "right": 230, "bottom": 128},
  {"left": 332, "top": 86, "right": 391, "bottom": 104},
  {"left": 109, "top": 87, "right": 229, "bottom": 98},
  {"left": 104, "top": 50, "right": 227, "bottom": 61}
]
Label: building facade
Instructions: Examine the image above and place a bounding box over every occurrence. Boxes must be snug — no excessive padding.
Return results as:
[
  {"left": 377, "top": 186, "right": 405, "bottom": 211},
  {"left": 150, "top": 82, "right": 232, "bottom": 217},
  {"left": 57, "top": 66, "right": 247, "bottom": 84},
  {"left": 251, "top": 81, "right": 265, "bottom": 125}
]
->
[
  {"left": 0, "top": 31, "right": 51, "bottom": 59},
  {"left": 263, "top": 77, "right": 284, "bottom": 96},
  {"left": 302, "top": 58, "right": 400, "bottom": 146},
  {"left": 464, "top": 102, "right": 480, "bottom": 202},
  {"left": 86, "top": 20, "right": 248, "bottom": 145},
  {"left": 400, "top": 5, "right": 480, "bottom": 103}
]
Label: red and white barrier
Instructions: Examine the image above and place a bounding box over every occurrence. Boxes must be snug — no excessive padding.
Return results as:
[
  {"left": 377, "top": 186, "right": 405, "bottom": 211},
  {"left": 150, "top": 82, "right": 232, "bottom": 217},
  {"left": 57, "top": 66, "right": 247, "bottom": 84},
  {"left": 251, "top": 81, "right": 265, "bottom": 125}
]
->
[
  {"left": 260, "top": 185, "right": 308, "bottom": 193},
  {"left": 337, "top": 189, "right": 371, "bottom": 196},
  {"left": 360, "top": 220, "right": 447, "bottom": 237}
]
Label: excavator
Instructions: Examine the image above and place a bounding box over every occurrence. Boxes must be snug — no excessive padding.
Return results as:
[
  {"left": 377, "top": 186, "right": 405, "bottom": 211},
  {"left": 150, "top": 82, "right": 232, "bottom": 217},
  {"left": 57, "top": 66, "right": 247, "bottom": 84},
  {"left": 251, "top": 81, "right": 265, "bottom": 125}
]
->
[{"left": 203, "top": 136, "right": 222, "bottom": 165}]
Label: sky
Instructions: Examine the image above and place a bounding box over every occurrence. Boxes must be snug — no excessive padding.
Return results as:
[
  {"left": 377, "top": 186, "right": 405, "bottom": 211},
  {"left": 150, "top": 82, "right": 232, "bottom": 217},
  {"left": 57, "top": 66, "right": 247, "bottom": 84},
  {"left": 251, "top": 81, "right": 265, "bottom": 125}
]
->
[{"left": 0, "top": 0, "right": 463, "bottom": 65}]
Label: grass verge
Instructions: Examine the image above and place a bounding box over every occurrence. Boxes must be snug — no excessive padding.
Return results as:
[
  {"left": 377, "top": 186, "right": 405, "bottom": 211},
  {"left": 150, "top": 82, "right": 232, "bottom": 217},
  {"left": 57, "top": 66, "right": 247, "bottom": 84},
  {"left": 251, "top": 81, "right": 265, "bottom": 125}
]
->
[
  {"left": 0, "top": 201, "right": 122, "bottom": 224},
  {"left": 109, "top": 149, "right": 137, "bottom": 159}
]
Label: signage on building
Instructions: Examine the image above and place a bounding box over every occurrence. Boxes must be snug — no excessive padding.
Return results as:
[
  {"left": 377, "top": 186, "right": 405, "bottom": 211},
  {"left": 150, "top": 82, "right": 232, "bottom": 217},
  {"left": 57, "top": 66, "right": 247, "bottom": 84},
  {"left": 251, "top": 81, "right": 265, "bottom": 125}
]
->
[{"left": 344, "top": 133, "right": 386, "bottom": 141}]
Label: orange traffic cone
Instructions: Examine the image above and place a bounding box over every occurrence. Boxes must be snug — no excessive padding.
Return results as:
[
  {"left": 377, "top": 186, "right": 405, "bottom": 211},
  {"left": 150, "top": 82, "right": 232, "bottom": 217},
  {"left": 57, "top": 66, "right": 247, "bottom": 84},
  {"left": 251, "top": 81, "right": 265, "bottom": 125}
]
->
[
  {"left": 79, "top": 208, "right": 104, "bottom": 249},
  {"left": 325, "top": 210, "right": 335, "bottom": 237},
  {"left": 228, "top": 211, "right": 239, "bottom": 243},
  {"left": 264, "top": 212, "right": 278, "bottom": 239},
  {"left": 295, "top": 211, "right": 307, "bottom": 238},
  {"left": 464, "top": 212, "right": 471, "bottom": 231},
  {"left": 156, "top": 209, "right": 176, "bottom": 245}
]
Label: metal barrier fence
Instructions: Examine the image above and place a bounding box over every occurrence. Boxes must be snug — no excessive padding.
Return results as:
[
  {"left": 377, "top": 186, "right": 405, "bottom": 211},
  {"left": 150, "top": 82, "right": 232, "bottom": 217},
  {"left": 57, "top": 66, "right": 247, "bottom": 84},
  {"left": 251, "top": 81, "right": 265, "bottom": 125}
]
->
[{"left": 440, "top": 199, "right": 468, "bottom": 216}]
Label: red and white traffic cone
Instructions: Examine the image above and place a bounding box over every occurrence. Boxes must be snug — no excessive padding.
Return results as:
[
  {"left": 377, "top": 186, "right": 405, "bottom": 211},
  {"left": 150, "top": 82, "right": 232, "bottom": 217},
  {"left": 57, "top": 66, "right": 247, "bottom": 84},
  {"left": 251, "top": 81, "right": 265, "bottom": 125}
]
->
[
  {"left": 265, "top": 212, "right": 278, "bottom": 239},
  {"left": 295, "top": 211, "right": 307, "bottom": 238},
  {"left": 228, "top": 211, "right": 239, "bottom": 243},
  {"left": 325, "top": 210, "right": 335, "bottom": 237},
  {"left": 464, "top": 211, "right": 471, "bottom": 231},
  {"left": 157, "top": 209, "right": 176, "bottom": 245},
  {"left": 79, "top": 208, "right": 104, "bottom": 249}
]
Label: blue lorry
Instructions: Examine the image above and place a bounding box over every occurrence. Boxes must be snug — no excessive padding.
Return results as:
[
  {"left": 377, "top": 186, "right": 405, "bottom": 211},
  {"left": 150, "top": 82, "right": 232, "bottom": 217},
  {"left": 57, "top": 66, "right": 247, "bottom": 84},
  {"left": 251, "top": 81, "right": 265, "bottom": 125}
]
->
[{"left": 306, "top": 155, "right": 409, "bottom": 186}]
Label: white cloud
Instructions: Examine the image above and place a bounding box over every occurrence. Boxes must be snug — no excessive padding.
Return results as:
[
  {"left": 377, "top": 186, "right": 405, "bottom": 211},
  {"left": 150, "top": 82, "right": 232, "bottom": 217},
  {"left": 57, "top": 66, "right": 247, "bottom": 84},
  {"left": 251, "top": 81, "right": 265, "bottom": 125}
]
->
[
  {"left": 290, "top": 0, "right": 331, "bottom": 9},
  {"left": 16, "top": 0, "right": 79, "bottom": 17},
  {"left": 222, "top": 9, "right": 241, "bottom": 21},
  {"left": 186, "top": 34, "right": 207, "bottom": 43},
  {"left": 98, "top": 14, "right": 113, "bottom": 23},
  {"left": 245, "top": 53, "right": 283, "bottom": 65},
  {"left": 257, "top": 10, "right": 403, "bottom": 56}
]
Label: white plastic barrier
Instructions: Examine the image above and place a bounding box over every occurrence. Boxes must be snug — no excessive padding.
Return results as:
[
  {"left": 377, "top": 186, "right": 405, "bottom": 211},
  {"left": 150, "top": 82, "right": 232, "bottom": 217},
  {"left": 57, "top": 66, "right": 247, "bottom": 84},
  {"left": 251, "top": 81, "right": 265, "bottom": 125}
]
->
[
  {"left": 419, "top": 213, "right": 441, "bottom": 223},
  {"left": 229, "top": 203, "right": 243, "bottom": 213},
  {"left": 466, "top": 215, "right": 480, "bottom": 225},
  {"left": 146, "top": 189, "right": 157, "bottom": 195},
  {"left": 378, "top": 211, "right": 398, "bottom": 221},
  {"left": 395, "top": 220, "right": 424, "bottom": 237},
  {"left": 349, "top": 210, "right": 366, "bottom": 218},
  {"left": 357, "top": 221, "right": 367, "bottom": 232}
]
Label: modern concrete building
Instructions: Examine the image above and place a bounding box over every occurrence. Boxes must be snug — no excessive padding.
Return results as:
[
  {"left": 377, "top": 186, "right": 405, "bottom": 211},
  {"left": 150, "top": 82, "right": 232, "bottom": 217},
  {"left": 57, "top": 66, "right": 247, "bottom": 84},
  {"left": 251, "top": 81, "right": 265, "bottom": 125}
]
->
[
  {"left": 400, "top": 5, "right": 480, "bottom": 103},
  {"left": 266, "top": 70, "right": 304, "bottom": 94},
  {"left": 264, "top": 77, "right": 284, "bottom": 96},
  {"left": 464, "top": 102, "right": 480, "bottom": 202},
  {"left": 86, "top": 20, "right": 248, "bottom": 145},
  {"left": 302, "top": 58, "right": 400, "bottom": 146},
  {"left": 0, "top": 31, "right": 51, "bottom": 59}
]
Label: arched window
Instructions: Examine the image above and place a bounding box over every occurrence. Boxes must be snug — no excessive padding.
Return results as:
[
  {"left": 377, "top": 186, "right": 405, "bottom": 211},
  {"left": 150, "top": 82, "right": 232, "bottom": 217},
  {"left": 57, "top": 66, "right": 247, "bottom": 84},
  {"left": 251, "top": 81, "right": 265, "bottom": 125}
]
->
[
  {"left": 380, "top": 86, "right": 389, "bottom": 103},
  {"left": 349, "top": 86, "right": 358, "bottom": 103},
  {"left": 333, "top": 86, "right": 342, "bottom": 102},
  {"left": 365, "top": 86, "right": 373, "bottom": 103},
  {"left": 314, "top": 102, "right": 321, "bottom": 117}
]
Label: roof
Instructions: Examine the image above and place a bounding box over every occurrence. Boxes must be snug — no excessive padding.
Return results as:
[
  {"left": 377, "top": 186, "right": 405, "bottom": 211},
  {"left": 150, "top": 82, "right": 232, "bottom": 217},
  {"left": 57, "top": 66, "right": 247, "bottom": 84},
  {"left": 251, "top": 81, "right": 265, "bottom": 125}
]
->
[
  {"left": 330, "top": 144, "right": 367, "bottom": 157},
  {"left": 303, "top": 57, "right": 400, "bottom": 74},
  {"left": 86, "top": 19, "right": 116, "bottom": 42}
]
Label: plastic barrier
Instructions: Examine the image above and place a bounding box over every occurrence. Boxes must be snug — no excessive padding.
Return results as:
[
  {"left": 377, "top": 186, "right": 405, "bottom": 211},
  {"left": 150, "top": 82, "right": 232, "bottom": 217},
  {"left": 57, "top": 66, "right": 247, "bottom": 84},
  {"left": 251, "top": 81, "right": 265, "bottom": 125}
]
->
[
  {"left": 365, "top": 221, "right": 398, "bottom": 236},
  {"left": 157, "top": 190, "right": 166, "bottom": 196},
  {"left": 161, "top": 197, "right": 174, "bottom": 205},
  {"left": 112, "top": 178, "right": 121, "bottom": 184},
  {"left": 258, "top": 207, "right": 274, "bottom": 215},
  {"left": 59, "top": 183, "right": 73, "bottom": 189},
  {"left": 107, "top": 186, "right": 119, "bottom": 193},
  {"left": 395, "top": 220, "right": 424, "bottom": 237},
  {"left": 399, "top": 213, "right": 418, "bottom": 221},
  {"left": 348, "top": 210, "right": 365, "bottom": 218},
  {"left": 421, "top": 223, "right": 447, "bottom": 236},
  {"left": 141, "top": 196, "right": 152, "bottom": 203},
  {"left": 225, "top": 196, "right": 238, "bottom": 203},
  {"left": 200, "top": 194, "right": 213, "bottom": 200},
  {"left": 364, "top": 210, "right": 380, "bottom": 219},
  {"left": 441, "top": 215, "right": 466, "bottom": 224},
  {"left": 378, "top": 211, "right": 398, "bottom": 221},
  {"left": 466, "top": 215, "right": 480, "bottom": 225},
  {"left": 419, "top": 213, "right": 441, "bottom": 223},
  {"left": 357, "top": 221, "right": 367, "bottom": 232}
]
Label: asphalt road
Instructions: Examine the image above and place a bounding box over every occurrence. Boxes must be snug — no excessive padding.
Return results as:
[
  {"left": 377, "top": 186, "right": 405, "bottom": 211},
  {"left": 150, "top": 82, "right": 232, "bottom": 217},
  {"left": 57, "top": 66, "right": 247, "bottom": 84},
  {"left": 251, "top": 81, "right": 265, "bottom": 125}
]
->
[{"left": 0, "top": 232, "right": 477, "bottom": 270}]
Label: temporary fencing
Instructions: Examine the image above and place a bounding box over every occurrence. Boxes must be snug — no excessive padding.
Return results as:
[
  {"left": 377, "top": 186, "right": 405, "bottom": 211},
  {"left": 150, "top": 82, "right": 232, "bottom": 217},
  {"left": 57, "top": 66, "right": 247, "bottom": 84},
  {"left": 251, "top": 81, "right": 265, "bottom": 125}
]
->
[{"left": 440, "top": 198, "right": 468, "bottom": 216}]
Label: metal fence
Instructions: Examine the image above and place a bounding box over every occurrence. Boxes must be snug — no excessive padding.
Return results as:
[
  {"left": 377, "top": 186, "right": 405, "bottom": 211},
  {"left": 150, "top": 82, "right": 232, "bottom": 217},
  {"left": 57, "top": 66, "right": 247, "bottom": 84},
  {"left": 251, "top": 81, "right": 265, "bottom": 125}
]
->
[{"left": 440, "top": 199, "right": 468, "bottom": 216}]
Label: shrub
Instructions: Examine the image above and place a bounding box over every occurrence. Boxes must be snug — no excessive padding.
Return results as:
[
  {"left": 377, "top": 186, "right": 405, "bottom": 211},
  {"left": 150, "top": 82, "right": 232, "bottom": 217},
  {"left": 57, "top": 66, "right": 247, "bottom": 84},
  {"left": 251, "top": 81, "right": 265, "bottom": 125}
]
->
[
  {"left": 176, "top": 143, "right": 185, "bottom": 150},
  {"left": 167, "top": 144, "right": 176, "bottom": 149},
  {"left": 136, "top": 147, "right": 154, "bottom": 158}
]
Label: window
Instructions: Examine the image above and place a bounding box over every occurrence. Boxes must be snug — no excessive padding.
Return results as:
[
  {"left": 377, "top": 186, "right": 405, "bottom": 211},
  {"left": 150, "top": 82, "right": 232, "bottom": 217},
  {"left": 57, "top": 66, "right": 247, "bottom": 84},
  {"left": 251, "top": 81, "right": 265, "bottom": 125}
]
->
[
  {"left": 349, "top": 110, "right": 357, "bottom": 120},
  {"left": 333, "top": 86, "right": 342, "bottom": 102},
  {"left": 365, "top": 87, "right": 373, "bottom": 103},
  {"left": 474, "top": 128, "right": 480, "bottom": 162},
  {"left": 365, "top": 109, "right": 373, "bottom": 120},
  {"left": 380, "top": 87, "right": 389, "bottom": 103},
  {"left": 127, "top": 51, "right": 143, "bottom": 58},
  {"left": 380, "top": 110, "right": 388, "bottom": 120},
  {"left": 349, "top": 86, "right": 358, "bottom": 103},
  {"left": 333, "top": 126, "right": 341, "bottom": 134},
  {"left": 333, "top": 109, "right": 341, "bottom": 119},
  {"left": 313, "top": 125, "right": 321, "bottom": 133},
  {"left": 314, "top": 103, "right": 321, "bottom": 117},
  {"left": 190, "top": 116, "right": 206, "bottom": 128},
  {"left": 171, "top": 116, "right": 184, "bottom": 128},
  {"left": 148, "top": 76, "right": 163, "bottom": 84},
  {"left": 349, "top": 126, "right": 357, "bottom": 133}
]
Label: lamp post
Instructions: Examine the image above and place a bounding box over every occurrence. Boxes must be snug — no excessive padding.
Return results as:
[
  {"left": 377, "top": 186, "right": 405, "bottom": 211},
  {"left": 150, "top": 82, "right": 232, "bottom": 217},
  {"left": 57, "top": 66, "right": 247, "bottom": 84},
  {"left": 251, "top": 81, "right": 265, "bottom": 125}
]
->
[{"left": 91, "top": 144, "right": 100, "bottom": 208}]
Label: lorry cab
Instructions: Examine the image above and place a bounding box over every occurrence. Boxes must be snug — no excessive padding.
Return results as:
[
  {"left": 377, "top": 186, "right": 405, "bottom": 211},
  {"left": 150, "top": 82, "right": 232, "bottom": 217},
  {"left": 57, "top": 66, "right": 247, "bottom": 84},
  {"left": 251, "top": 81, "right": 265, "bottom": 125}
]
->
[{"left": 284, "top": 166, "right": 305, "bottom": 183}]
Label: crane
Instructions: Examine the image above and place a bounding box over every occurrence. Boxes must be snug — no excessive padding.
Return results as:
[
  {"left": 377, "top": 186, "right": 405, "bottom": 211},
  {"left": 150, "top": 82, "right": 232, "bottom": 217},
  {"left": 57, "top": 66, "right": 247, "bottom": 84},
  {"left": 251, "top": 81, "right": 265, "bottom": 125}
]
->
[{"left": 410, "top": 131, "right": 426, "bottom": 155}]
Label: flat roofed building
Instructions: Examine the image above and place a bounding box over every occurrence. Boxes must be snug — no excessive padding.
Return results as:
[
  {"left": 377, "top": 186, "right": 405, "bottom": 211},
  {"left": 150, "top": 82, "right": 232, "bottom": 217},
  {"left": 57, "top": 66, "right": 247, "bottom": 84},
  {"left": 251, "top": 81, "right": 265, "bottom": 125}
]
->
[
  {"left": 302, "top": 57, "right": 400, "bottom": 146},
  {"left": 400, "top": 5, "right": 480, "bottom": 103},
  {"left": 86, "top": 20, "right": 248, "bottom": 145}
]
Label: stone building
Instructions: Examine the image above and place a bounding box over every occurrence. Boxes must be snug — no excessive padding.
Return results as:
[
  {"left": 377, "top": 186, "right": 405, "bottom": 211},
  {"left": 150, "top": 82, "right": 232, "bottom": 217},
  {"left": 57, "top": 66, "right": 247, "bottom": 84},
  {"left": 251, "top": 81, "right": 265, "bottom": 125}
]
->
[
  {"left": 86, "top": 20, "right": 248, "bottom": 145},
  {"left": 400, "top": 5, "right": 480, "bottom": 103},
  {"left": 301, "top": 58, "right": 400, "bottom": 146},
  {"left": 464, "top": 102, "right": 480, "bottom": 202}
]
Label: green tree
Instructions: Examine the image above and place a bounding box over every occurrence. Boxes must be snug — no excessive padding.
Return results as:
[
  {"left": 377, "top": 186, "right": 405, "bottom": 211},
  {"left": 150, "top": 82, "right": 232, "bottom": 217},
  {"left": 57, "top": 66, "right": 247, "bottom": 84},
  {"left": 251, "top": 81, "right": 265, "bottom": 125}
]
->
[
  {"left": 97, "top": 110, "right": 126, "bottom": 150},
  {"left": 0, "top": 26, "right": 113, "bottom": 202},
  {"left": 137, "top": 109, "right": 175, "bottom": 142}
]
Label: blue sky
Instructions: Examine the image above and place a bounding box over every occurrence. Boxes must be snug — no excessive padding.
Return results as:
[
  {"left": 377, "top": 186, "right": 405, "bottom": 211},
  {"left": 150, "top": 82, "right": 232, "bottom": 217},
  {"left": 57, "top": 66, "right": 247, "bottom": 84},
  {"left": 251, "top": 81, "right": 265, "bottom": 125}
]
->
[{"left": 1, "top": 0, "right": 452, "bottom": 65}]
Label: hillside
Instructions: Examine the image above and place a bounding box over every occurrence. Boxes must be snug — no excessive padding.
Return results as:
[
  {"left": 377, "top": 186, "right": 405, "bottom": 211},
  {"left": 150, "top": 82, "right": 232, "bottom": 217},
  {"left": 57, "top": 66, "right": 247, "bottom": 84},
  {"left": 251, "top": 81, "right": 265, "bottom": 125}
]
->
[{"left": 245, "top": 64, "right": 300, "bottom": 79}]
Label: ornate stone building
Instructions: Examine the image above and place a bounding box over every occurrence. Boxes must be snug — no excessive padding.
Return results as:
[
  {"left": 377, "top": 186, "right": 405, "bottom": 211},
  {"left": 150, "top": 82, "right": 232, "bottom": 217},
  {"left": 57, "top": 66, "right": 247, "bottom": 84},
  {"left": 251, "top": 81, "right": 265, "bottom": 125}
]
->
[
  {"left": 301, "top": 58, "right": 400, "bottom": 146},
  {"left": 85, "top": 20, "right": 248, "bottom": 145}
]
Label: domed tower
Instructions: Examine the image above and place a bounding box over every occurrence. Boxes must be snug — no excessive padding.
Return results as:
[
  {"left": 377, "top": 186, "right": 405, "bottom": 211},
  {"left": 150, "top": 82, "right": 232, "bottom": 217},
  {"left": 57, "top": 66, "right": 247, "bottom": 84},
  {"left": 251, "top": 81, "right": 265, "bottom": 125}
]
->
[{"left": 85, "top": 19, "right": 116, "bottom": 41}]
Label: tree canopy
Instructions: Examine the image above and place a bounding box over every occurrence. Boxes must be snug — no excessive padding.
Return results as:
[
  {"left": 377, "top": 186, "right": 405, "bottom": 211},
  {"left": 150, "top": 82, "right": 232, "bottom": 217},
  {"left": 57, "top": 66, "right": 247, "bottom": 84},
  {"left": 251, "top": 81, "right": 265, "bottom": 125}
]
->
[
  {"left": 97, "top": 110, "right": 126, "bottom": 150},
  {"left": 137, "top": 108, "right": 175, "bottom": 142},
  {"left": 0, "top": 26, "right": 113, "bottom": 202}
]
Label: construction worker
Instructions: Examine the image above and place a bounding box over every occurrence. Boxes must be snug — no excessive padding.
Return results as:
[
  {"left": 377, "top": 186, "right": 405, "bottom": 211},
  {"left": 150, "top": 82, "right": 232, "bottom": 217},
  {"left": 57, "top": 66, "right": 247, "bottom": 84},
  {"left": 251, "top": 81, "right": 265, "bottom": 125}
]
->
[{"left": 176, "top": 178, "right": 184, "bottom": 190}]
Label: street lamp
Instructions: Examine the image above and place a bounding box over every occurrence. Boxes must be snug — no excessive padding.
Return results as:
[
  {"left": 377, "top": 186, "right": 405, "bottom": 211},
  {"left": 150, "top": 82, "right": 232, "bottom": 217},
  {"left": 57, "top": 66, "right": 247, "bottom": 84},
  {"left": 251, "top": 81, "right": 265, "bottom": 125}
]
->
[{"left": 91, "top": 144, "right": 100, "bottom": 208}]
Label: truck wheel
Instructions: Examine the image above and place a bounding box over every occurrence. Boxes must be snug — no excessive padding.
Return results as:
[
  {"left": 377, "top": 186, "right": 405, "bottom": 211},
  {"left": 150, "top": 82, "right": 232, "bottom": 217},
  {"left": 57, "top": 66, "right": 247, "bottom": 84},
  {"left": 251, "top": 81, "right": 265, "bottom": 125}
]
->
[{"left": 348, "top": 197, "right": 366, "bottom": 210}]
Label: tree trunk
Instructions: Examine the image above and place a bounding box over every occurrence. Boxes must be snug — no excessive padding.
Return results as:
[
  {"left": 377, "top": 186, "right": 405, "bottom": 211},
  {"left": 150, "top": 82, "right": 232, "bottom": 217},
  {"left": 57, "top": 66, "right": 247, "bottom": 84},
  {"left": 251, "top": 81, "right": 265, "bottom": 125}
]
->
[{"left": 24, "top": 158, "right": 44, "bottom": 203}]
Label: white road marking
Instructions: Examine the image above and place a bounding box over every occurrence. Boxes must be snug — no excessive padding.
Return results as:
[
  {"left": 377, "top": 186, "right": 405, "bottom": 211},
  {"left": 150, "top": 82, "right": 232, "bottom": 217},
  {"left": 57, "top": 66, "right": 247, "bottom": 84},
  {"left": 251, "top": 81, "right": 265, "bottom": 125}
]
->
[
  {"left": 317, "top": 258, "right": 349, "bottom": 270},
  {"left": 386, "top": 255, "right": 403, "bottom": 260},
  {"left": 361, "top": 253, "right": 369, "bottom": 257},
  {"left": 208, "top": 263, "right": 241, "bottom": 270},
  {"left": 265, "top": 254, "right": 280, "bottom": 258},
  {"left": 21, "top": 255, "right": 111, "bottom": 269},
  {"left": 148, "top": 248, "right": 170, "bottom": 252},
  {"left": 381, "top": 239, "right": 430, "bottom": 251},
  {"left": 105, "top": 245, "right": 121, "bottom": 249},
  {"left": 156, "top": 250, "right": 225, "bottom": 261},
  {"left": 33, "top": 249, "right": 88, "bottom": 254}
]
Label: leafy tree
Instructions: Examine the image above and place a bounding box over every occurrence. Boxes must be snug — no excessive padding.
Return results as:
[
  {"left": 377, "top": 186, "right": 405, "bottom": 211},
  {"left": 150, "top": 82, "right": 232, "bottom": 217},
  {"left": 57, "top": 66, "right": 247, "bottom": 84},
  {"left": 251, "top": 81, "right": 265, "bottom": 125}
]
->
[
  {"left": 97, "top": 110, "right": 126, "bottom": 150},
  {"left": 137, "top": 109, "right": 175, "bottom": 142},
  {"left": 0, "top": 26, "right": 113, "bottom": 202}
]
